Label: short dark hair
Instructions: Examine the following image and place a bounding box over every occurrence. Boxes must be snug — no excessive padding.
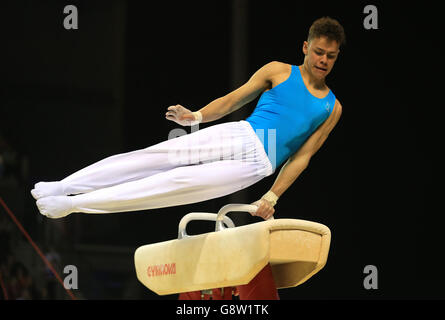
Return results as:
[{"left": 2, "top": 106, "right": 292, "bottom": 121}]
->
[{"left": 308, "top": 17, "right": 346, "bottom": 46}]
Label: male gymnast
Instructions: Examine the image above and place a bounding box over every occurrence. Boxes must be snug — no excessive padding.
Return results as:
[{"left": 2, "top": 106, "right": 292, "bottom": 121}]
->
[{"left": 32, "top": 16, "right": 345, "bottom": 300}]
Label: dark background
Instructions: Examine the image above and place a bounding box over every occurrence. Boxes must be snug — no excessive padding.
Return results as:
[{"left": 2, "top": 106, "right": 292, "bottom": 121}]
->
[{"left": 0, "top": 0, "right": 435, "bottom": 301}]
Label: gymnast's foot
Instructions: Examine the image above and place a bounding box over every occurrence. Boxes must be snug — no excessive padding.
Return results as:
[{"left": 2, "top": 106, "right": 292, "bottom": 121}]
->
[
  {"left": 36, "top": 196, "right": 74, "bottom": 219},
  {"left": 31, "top": 181, "right": 65, "bottom": 200}
]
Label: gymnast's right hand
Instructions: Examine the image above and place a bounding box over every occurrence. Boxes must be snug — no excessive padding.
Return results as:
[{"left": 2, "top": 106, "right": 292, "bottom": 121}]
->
[
  {"left": 250, "top": 199, "right": 275, "bottom": 220},
  {"left": 165, "top": 104, "right": 199, "bottom": 126}
]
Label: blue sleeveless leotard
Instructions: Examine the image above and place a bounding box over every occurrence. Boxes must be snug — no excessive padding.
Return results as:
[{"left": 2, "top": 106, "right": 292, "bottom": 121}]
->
[{"left": 246, "top": 65, "right": 336, "bottom": 171}]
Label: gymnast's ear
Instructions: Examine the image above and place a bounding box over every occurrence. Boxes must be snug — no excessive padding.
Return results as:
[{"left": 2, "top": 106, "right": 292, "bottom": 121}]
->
[{"left": 302, "top": 41, "right": 309, "bottom": 55}]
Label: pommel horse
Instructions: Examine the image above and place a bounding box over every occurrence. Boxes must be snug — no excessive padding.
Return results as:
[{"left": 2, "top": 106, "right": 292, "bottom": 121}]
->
[{"left": 134, "top": 204, "right": 331, "bottom": 299}]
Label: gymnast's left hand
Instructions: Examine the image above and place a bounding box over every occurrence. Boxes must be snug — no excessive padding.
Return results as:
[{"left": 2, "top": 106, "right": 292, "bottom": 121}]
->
[
  {"left": 250, "top": 199, "right": 275, "bottom": 220},
  {"left": 165, "top": 104, "right": 197, "bottom": 126}
]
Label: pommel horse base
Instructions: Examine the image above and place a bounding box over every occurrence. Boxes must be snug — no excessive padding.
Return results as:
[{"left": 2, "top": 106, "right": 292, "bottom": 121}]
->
[{"left": 134, "top": 204, "right": 331, "bottom": 299}]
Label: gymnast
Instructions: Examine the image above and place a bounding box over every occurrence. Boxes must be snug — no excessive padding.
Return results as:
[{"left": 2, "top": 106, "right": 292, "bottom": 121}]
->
[
  {"left": 32, "top": 16, "right": 344, "bottom": 222},
  {"left": 31, "top": 16, "right": 345, "bottom": 300}
]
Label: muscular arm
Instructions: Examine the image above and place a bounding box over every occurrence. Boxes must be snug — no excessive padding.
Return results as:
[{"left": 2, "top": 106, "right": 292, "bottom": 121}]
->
[
  {"left": 197, "top": 61, "right": 284, "bottom": 123},
  {"left": 269, "top": 101, "right": 343, "bottom": 197}
]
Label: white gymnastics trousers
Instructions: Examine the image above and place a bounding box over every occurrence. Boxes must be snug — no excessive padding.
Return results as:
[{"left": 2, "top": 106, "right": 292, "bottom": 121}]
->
[{"left": 34, "top": 121, "right": 274, "bottom": 217}]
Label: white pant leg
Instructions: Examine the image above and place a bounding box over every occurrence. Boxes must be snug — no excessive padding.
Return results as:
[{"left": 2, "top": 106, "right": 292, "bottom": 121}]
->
[
  {"left": 60, "top": 122, "right": 244, "bottom": 195},
  {"left": 66, "top": 121, "right": 274, "bottom": 214},
  {"left": 70, "top": 158, "right": 269, "bottom": 214},
  {"left": 60, "top": 148, "right": 174, "bottom": 195}
]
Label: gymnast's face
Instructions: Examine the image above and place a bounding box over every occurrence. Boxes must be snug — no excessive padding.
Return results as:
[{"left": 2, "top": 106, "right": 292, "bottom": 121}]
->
[{"left": 303, "top": 36, "right": 340, "bottom": 81}]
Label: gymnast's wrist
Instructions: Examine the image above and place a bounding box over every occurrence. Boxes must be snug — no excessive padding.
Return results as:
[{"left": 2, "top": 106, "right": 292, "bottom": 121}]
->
[
  {"left": 192, "top": 111, "right": 203, "bottom": 124},
  {"left": 261, "top": 190, "right": 279, "bottom": 207}
]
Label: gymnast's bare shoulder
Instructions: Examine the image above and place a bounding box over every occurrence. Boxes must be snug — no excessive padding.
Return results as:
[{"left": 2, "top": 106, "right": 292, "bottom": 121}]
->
[
  {"left": 263, "top": 61, "right": 293, "bottom": 92},
  {"left": 223, "top": 61, "right": 292, "bottom": 111}
]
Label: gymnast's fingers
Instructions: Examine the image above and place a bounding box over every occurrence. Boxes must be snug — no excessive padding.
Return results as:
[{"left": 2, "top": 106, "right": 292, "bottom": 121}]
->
[
  {"left": 265, "top": 208, "right": 275, "bottom": 220},
  {"left": 255, "top": 202, "right": 268, "bottom": 219},
  {"left": 167, "top": 105, "right": 179, "bottom": 112},
  {"left": 260, "top": 208, "right": 273, "bottom": 220},
  {"left": 258, "top": 199, "right": 275, "bottom": 220},
  {"left": 248, "top": 201, "right": 261, "bottom": 216}
]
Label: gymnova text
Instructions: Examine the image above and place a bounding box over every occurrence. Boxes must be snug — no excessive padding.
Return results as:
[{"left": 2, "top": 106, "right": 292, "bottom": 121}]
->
[{"left": 146, "top": 263, "right": 176, "bottom": 277}]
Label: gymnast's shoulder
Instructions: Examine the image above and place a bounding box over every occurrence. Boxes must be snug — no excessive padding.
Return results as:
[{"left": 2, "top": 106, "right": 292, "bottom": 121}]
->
[
  {"left": 261, "top": 60, "right": 292, "bottom": 74},
  {"left": 255, "top": 61, "right": 292, "bottom": 88}
]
